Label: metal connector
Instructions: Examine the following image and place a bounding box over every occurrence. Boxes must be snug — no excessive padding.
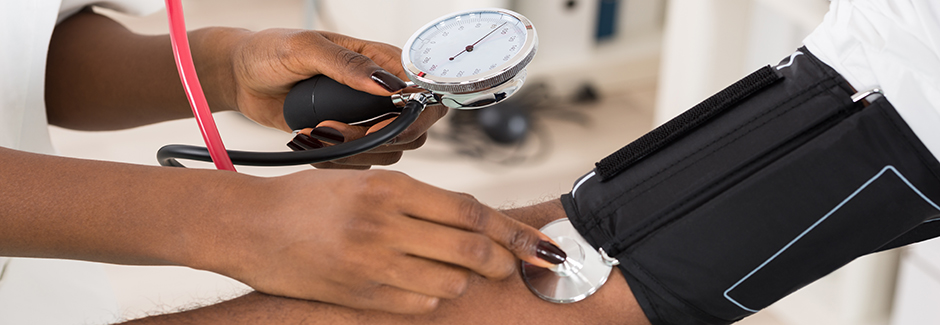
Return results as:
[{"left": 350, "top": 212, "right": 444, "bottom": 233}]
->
[
  {"left": 408, "top": 91, "right": 434, "bottom": 105},
  {"left": 599, "top": 248, "right": 620, "bottom": 266},
  {"left": 391, "top": 90, "right": 435, "bottom": 107},
  {"left": 851, "top": 88, "right": 883, "bottom": 103}
]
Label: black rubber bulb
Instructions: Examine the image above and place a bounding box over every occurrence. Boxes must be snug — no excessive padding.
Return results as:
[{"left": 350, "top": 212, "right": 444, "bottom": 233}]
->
[{"left": 283, "top": 75, "right": 400, "bottom": 130}]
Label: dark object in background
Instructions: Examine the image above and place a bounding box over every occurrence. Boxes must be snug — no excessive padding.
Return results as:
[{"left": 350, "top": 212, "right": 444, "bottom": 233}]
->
[
  {"left": 565, "top": 0, "right": 578, "bottom": 10},
  {"left": 596, "top": 0, "right": 620, "bottom": 41},
  {"left": 477, "top": 102, "right": 531, "bottom": 144},
  {"left": 474, "top": 82, "right": 598, "bottom": 145},
  {"left": 573, "top": 83, "right": 600, "bottom": 103},
  {"left": 433, "top": 81, "right": 598, "bottom": 165}
]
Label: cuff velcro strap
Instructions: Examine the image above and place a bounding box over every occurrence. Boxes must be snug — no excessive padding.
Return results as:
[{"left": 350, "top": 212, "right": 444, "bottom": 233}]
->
[{"left": 595, "top": 66, "right": 782, "bottom": 181}]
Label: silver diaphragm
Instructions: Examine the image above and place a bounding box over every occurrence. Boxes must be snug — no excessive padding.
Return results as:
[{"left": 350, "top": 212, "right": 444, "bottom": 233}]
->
[{"left": 522, "top": 218, "right": 614, "bottom": 303}]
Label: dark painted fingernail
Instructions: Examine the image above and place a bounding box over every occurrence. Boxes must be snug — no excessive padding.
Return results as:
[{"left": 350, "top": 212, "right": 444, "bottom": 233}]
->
[
  {"left": 287, "top": 141, "right": 305, "bottom": 151},
  {"left": 288, "top": 133, "right": 324, "bottom": 150},
  {"left": 371, "top": 70, "right": 407, "bottom": 92},
  {"left": 536, "top": 240, "right": 567, "bottom": 265},
  {"left": 309, "top": 127, "right": 345, "bottom": 143}
]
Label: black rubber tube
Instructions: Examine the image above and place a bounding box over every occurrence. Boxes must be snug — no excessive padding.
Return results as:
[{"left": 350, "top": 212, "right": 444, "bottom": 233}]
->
[{"left": 157, "top": 100, "right": 424, "bottom": 167}]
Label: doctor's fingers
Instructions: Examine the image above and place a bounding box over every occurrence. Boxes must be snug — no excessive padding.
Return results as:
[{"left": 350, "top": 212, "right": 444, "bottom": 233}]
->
[
  {"left": 306, "top": 121, "right": 430, "bottom": 153},
  {"left": 282, "top": 30, "right": 407, "bottom": 96},
  {"left": 326, "top": 278, "right": 443, "bottom": 314},
  {"left": 287, "top": 129, "right": 415, "bottom": 170},
  {"left": 310, "top": 103, "right": 447, "bottom": 149},
  {"left": 388, "top": 215, "right": 518, "bottom": 279},
  {"left": 393, "top": 177, "right": 561, "bottom": 270},
  {"left": 366, "top": 254, "right": 473, "bottom": 301},
  {"left": 287, "top": 141, "right": 408, "bottom": 170},
  {"left": 366, "top": 104, "right": 449, "bottom": 145},
  {"left": 318, "top": 31, "right": 408, "bottom": 80}
]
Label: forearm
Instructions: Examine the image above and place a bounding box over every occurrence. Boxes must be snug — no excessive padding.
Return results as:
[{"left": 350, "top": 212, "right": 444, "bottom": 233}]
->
[
  {"left": 0, "top": 146, "right": 255, "bottom": 267},
  {"left": 122, "top": 200, "right": 651, "bottom": 325},
  {"left": 45, "top": 8, "right": 245, "bottom": 130}
]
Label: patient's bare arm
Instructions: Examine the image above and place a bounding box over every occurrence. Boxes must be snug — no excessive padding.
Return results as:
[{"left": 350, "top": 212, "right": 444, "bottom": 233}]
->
[{"left": 125, "top": 199, "right": 651, "bottom": 325}]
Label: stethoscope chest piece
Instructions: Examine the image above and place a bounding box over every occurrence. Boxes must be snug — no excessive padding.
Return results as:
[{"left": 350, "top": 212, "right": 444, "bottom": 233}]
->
[{"left": 522, "top": 218, "right": 616, "bottom": 303}]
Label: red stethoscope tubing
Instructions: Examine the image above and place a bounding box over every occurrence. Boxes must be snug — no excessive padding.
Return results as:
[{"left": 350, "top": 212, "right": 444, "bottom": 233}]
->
[{"left": 164, "top": 0, "right": 236, "bottom": 171}]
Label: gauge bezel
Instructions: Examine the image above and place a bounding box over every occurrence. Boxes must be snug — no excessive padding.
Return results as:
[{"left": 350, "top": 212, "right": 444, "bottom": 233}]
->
[{"left": 402, "top": 8, "right": 537, "bottom": 95}]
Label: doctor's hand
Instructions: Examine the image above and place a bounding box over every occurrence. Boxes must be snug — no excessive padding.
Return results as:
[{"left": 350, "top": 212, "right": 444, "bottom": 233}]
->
[
  {"left": 217, "top": 29, "right": 448, "bottom": 169},
  {"left": 47, "top": 10, "right": 439, "bottom": 169},
  {"left": 194, "top": 169, "right": 565, "bottom": 314},
  {"left": 288, "top": 112, "right": 446, "bottom": 169}
]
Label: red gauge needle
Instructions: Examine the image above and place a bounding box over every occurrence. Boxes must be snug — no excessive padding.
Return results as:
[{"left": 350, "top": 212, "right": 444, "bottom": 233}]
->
[{"left": 449, "top": 21, "right": 509, "bottom": 61}]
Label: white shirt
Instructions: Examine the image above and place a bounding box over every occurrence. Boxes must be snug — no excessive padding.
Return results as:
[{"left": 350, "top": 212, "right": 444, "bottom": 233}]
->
[
  {"left": 804, "top": 0, "right": 940, "bottom": 160},
  {"left": 0, "top": 1, "right": 160, "bottom": 323}
]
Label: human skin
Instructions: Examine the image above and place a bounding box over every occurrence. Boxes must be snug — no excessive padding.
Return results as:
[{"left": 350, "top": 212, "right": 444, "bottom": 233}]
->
[
  {"left": 1, "top": 8, "right": 563, "bottom": 314},
  {"left": 123, "top": 200, "right": 653, "bottom": 325}
]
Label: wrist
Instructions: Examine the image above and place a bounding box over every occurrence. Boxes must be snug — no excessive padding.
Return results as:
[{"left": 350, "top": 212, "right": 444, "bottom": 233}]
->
[
  {"left": 188, "top": 27, "right": 251, "bottom": 113},
  {"left": 167, "top": 170, "right": 266, "bottom": 274},
  {"left": 501, "top": 199, "right": 566, "bottom": 229}
]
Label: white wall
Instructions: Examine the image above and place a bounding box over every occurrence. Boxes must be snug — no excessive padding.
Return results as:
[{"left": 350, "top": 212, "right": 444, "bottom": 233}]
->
[
  {"left": 891, "top": 237, "right": 940, "bottom": 325},
  {"left": 654, "top": 0, "right": 826, "bottom": 124},
  {"left": 314, "top": 0, "right": 509, "bottom": 46}
]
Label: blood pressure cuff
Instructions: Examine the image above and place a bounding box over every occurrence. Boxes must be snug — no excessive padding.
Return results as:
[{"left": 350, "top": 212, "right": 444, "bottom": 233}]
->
[{"left": 560, "top": 48, "right": 940, "bottom": 325}]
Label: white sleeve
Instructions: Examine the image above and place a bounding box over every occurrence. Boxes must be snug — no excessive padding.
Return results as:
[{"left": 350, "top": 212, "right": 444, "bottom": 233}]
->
[
  {"left": 803, "top": 0, "right": 940, "bottom": 162},
  {"left": 57, "top": 0, "right": 164, "bottom": 24}
]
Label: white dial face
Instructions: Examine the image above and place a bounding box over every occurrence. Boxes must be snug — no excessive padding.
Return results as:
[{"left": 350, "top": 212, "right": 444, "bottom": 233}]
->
[{"left": 408, "top": 11, "right": 529, "bottom": 79}]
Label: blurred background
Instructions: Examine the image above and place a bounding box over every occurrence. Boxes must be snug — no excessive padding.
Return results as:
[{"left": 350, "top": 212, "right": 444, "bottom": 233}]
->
[{"left": 53, "top": 0, "right": 940, "bottom": 323}]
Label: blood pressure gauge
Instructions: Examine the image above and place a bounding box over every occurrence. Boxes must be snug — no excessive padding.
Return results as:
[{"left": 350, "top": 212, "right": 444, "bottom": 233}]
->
[
  {"left": 280, "top": 8, "right": 538, "bottom": 133},
  {"left": 402, "top": 8, "right": 537, "bottom": 109}
]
